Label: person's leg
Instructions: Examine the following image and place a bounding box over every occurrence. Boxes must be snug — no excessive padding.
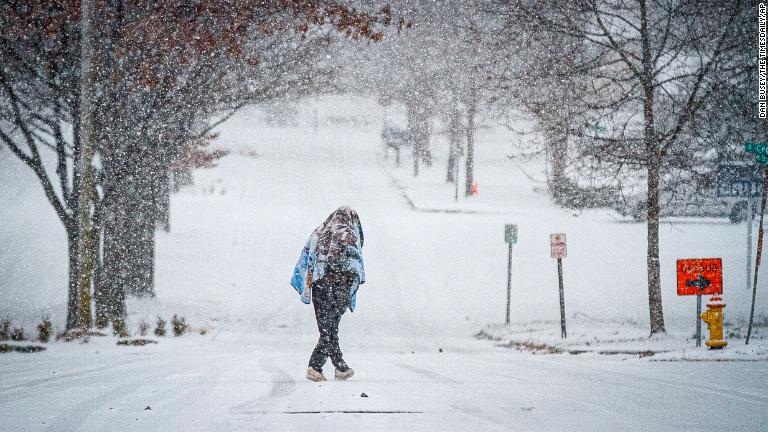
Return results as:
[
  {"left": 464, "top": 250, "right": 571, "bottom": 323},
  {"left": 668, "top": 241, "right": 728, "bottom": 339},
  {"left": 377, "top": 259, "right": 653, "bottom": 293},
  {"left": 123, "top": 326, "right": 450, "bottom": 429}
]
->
[
  {"left": 309, "top": 293, "right": 332, "bottom": 373},
  {"left": 327, "top": 308, "right": 348, "bottom": 372},
  {"left": 328, "top": 276, "right": 351, "bottom": 372}
]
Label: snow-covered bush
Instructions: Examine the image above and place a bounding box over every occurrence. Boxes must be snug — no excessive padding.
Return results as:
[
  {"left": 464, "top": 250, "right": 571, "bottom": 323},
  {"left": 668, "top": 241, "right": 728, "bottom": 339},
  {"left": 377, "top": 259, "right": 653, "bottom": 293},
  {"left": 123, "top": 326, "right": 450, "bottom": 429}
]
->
[
  {"left": 154, "top": 317, "right": 167, "bottom": 337},
  {"left": 171, "top": 315, "right": 188, "bottom": 337},
  {"left": 37, "top": 318, "right": 52, "bottom": 343}
]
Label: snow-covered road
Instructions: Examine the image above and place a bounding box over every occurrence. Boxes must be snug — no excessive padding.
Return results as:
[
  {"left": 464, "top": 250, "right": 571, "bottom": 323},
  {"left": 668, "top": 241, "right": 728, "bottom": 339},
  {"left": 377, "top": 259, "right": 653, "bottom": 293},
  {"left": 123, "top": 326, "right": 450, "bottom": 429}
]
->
[
  {"left": 3, "top": 331, "right": 768, "bottom": 431},
  {"left": 2, "top": 102, "right": 768, "bottom": 431}
]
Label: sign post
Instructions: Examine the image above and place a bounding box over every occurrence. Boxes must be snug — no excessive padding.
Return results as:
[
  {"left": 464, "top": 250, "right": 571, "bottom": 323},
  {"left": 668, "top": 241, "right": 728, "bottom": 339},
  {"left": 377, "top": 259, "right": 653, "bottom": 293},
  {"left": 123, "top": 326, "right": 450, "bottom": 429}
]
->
[
  {"left": 748, "top": 199, "right": 753, "bottom": 291},
  {"left": 676, "top": 258, "right": 724, "bottom": 347},
  {"left": 504, "top": 225, "right": 518, "bottom": 324},
  {"left": 716, "top": 164, "right": 761, "bottom": 291},
  {"left": 696, "top": 294, "right": 702, "bottom": 347},
  {"left": 550, "top": 233, "right": 567, "bottom": 338},
  {"left": 743, "top": 143, "right": 768, "bottom": 344}
]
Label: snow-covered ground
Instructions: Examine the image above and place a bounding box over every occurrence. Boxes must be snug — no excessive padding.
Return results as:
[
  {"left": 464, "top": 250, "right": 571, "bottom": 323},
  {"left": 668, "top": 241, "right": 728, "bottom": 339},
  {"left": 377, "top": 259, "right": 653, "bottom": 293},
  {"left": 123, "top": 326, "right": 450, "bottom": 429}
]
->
[
  {"left": 2, "top": 96, "right": 767, "bottom": 431},
  {"left": 4, "top": 329, "right": 768, "bottom": 431}
]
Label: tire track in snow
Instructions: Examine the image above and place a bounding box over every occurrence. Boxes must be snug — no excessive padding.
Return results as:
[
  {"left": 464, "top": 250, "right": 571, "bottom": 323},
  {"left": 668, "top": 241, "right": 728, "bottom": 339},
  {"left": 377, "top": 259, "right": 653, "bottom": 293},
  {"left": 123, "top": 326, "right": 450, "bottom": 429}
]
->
[
  {"left": 230, "top": 356, "right": 295, "bottom": 416},
  {"left": 395, "top": 363, "right": 460, "bottom": 384},
  {"left": 260, "top": 356, "right": 296, "bottom": 398},
  {"left": 41, "top": 357, "right": 184, "bottom": 432},
  {"left": 395, "top": 362, "right": 512, "bottom": 431},
  {"left": 44, "top": 379, "right": 147, "bottom": 432},
  {"left": 479, "top": 354, "right": 768, "bottom": 406},
  {"left": 1, "top": 356, "right": 151, "bottom": 396},
  {"left": 80, "top": 368, "right": 227, "bottom": 432},
  {"left": 585, "top": 364, "right": 768, "bottom": 405}
]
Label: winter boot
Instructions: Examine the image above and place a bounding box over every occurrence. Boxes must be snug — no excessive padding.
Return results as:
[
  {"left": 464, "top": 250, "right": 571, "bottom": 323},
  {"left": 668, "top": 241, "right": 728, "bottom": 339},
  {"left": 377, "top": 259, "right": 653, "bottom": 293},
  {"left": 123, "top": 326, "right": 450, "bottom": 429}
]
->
[
  {"left": 306, "top": 367, "right": 326, "bottom": 382},
  {"left": 334, "top": 368, "right": 354, "bottom": 381}
]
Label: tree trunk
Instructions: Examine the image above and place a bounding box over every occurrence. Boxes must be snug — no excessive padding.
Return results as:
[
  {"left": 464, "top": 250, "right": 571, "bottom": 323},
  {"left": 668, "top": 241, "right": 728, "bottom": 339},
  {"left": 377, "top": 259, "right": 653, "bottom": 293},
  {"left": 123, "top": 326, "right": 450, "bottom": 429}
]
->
[
  {"left": 640, "top": 0, "right": 665, "bottom": 335},
  {"left": 547, "top": 124, "right": 569, "bottom": 203},
  {"left": 446, "top": 104, "right": 461, "bottom": 183},
  {"left": 412, "top": 143, "right": 420, "bottom": 177},
  {"left": 464, "top": 95, "right": 476, "bottom": 197},
  {"left": 65, "top": 230, "right": 81, "bottom": 330},
  {"left": 407, "top": 101, "right": 420, "bottom": 177},
  {"left": 127, "top": 157, "right": 156, "bottom": 297},
  {"left": 65, "top": 59, "right": 93, "bottom": 331},
  {"left": 446, "top": 145, "right": 457, "bottom": 183},
  {"left": 73, "top": 0, "right": 97, "bottom": 330},
  {"left": 155, "top": 163, "right": 171, "bottom": 232},
  {"left": 128, "top": 198, "right": 156, "bottom": 297},
  {"left": 172, "top": 165, "right": 193, "bottom": 192},
  {"left": 406, "top": 98, "right": 432, "bottom": 177},
  {"left": 646, "top": 154, "right": 664, "bottom": 335},
  {"left": 95, "top": 191, "right": 128, "bottom": 329}
]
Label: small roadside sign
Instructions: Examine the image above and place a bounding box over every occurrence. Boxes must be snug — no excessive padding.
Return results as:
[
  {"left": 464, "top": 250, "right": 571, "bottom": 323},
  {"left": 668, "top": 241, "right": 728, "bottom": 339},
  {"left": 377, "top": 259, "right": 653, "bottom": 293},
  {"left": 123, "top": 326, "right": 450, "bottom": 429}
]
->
[
  {"left": 716, "top": 164, "right": 761, "bottom": 199},
  {"left": 505, "top": 224, "right": 518, "bottom": 244},
  {"left": 503, "top": 224, "right": 518, "bottom": 324},
  {"left": 677, "top": 257, "right": 723, "bottom": 347},
  {"left": 676, "top": 258, "right": 723, "bottom": 296},
  {"left": 550, "top": 233, "right": 567, "bottom": 259},
  {"left": 549, "top": 233, "right": 568, "bottom": 338}
]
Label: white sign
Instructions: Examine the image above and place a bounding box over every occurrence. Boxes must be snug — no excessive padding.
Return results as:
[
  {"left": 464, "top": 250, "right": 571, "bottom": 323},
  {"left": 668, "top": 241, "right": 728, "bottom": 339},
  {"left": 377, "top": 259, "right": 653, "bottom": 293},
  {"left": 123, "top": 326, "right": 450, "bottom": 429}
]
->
[{"left": 550, "top": 233, "right": 567, "bottom": 259}]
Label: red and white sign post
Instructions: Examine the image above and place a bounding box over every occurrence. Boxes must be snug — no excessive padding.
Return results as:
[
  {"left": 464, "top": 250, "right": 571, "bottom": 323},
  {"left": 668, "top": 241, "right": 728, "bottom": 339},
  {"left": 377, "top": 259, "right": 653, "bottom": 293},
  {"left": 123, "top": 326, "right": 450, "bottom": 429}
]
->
[
  {"left": 550, "top": 233, "right": 567, "bottom": 259},
  {"left": 550, "top": 234, "right": 567, "bottom": 338}
]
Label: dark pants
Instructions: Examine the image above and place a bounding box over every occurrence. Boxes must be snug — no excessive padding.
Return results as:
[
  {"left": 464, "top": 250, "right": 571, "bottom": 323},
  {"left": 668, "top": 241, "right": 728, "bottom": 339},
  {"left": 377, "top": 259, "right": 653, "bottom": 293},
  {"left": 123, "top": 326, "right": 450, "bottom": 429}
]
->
[{"left": 309, "top": 270, "right": 353, "bottom": 373}]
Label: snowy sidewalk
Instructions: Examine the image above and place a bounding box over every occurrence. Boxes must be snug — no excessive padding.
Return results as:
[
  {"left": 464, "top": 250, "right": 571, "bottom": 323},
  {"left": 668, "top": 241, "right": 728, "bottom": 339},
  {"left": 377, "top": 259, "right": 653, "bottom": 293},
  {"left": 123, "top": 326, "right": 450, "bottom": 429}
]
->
[{"left": 478, "top": 315, "right": 768, "bottom": 362}]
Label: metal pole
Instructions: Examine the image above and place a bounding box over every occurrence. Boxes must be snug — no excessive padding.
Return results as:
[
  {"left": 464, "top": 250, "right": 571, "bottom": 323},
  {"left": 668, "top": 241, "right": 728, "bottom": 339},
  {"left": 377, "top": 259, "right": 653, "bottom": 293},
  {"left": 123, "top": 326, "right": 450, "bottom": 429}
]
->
[
  {"left": 747, "top": 199, "right": 754, "bottom": 290},
  {"left": 506, "top": 243, "right": 513, "bottom": 324},
  {"left": 696, "top": 294, "right": 702, "bottom": 347},
  {"left": 747, "top": 166, "right": 768, "bottom": 344},
  {"left": 557, "top": 258, "right": 566, "bottom": 338}
]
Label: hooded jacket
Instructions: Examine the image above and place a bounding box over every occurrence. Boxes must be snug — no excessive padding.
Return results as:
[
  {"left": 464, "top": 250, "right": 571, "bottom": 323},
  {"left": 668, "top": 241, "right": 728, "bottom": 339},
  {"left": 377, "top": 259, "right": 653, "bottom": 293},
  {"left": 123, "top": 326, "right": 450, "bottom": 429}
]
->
[{"left": 290, "top": 206, "right": 366, "bottom": 311}]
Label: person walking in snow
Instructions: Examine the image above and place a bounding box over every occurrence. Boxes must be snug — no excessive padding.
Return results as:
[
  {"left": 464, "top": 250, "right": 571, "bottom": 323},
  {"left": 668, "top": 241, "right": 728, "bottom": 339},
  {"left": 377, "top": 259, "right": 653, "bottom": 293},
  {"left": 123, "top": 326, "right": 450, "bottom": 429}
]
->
[{"left": 291, "top": 206, "right": 365, "bottom": 382}]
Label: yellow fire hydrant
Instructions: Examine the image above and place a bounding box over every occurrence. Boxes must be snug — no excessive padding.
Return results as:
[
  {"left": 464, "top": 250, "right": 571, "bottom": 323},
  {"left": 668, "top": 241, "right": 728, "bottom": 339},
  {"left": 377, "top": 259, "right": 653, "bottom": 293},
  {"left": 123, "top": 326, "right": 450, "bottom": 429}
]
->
[{"left": 700, "top": 294, "right": 727, "bottom": 349}]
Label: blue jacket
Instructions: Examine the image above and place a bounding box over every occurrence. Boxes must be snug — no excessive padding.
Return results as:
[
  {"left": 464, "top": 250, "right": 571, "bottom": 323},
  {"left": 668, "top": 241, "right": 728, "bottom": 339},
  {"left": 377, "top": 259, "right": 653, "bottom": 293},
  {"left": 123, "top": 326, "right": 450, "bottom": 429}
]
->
[{"left": 290, "top": 223, "right": 365, "bottom": 311}]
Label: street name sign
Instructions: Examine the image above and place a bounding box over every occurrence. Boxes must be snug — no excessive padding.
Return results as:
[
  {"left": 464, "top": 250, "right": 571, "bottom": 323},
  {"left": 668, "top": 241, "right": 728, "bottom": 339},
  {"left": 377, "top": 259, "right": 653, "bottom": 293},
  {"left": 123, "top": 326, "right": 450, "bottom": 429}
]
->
[
  {"left": 550, "top": 233, "right": 567, "bottom": 259},
  {"left": 745, "top": 142, "right": 768, "bottom": 164},
  {"left": 676, "top": 258, "right": 723, "bottom": 296},
  {"left": 716, "top": 164, "right": 762, "bottom": 199},
  {"left": 505, "top": 224, "right": 518, "bottom": 244}
]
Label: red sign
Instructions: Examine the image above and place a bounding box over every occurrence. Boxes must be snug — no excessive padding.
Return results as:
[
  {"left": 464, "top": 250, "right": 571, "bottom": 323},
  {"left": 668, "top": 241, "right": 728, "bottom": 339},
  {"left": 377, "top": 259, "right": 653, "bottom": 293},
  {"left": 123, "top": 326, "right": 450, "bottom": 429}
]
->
[
  {"left": 550, "top": 233, "right": 567, "bottom": 259},
  {"left": 676, "top": 258, "right": 723, "bottom": 296}
]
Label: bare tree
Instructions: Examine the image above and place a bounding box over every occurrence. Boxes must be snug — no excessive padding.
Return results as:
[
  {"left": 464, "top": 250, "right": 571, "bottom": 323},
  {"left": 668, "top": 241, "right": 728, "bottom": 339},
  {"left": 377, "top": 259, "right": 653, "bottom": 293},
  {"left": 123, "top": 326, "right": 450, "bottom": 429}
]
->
[
  {"left": 1, "top": 0, "right": 394, "bottom": 330},
  {"left": 498, "top": 0, "right": 751, "bottom": 334}
]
